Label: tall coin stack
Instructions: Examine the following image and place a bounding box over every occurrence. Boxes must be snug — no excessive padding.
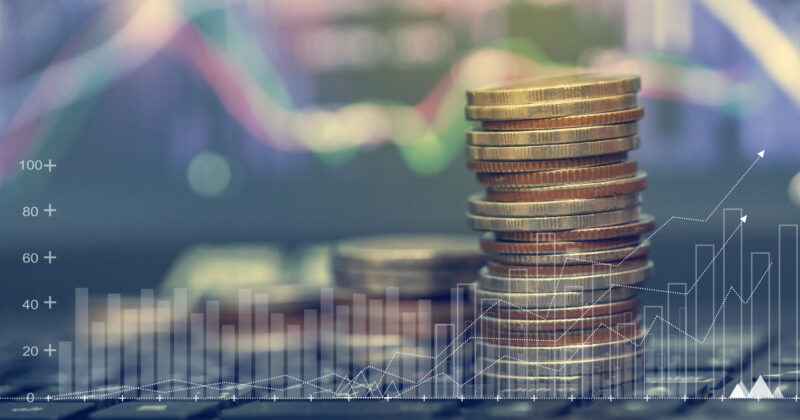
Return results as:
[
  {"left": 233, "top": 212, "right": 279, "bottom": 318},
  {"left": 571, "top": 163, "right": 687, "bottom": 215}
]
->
[{"left": 464, "top": 74, "right": 655, "bottom": 398}]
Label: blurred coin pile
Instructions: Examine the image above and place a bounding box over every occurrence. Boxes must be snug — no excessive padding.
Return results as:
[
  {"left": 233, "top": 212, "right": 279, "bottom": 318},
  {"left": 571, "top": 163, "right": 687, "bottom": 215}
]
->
[
  {"left": 332, "top": 234, "right": 483, "bottom": 394},
  {"left": 465, "top": 74, "right": 654, "bottom": 398}
]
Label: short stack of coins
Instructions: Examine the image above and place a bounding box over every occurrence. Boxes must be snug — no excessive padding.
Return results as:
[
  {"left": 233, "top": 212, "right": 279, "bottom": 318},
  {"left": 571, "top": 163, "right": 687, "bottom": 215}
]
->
[
  {"left": 464, "top": 74, "right": 655, "bottom": 398},
  {"left": 332, "top": 234, "right": 483, "bottom": 396}
]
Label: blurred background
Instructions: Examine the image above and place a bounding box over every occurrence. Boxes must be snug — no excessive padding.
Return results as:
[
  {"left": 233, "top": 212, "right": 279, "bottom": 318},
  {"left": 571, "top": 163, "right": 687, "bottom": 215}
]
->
[{"left": 1, "top": 0, "right": 799, "bottom": 326}]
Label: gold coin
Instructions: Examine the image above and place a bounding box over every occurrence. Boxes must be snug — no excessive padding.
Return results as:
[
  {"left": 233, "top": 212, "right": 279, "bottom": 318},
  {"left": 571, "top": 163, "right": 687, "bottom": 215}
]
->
[
  {"left": 467, "top": 74, "right": 640, "bottom": 106},
  {"left": 483, "top": 107, "right": 643, "bottom": 131},
  {"left": 487, "top": 171, "right": 646, "bottom": 202},
  {"left": 467, "top": 193, "right": 640, "bottom": 217},
  {"left": 476, "top": 159, "right": 637, "bottom": 187},
  {"left": 467, "top": 122, "right": 638, "bottom": 146},
  {"left": 465, "top": 94, "right": 637, "bottom": 121},
  {"left": 467, "top": 136, "right": 639, "bottom": 161},
  {"left": 467, "top": 153, "right": 627, "bottom": 173},
  {"left": 467, "top": 207, "right": 639, "bottom": 232}
]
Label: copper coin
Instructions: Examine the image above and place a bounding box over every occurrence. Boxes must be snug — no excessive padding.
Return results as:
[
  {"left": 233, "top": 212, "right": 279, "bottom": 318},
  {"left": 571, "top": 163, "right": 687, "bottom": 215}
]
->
[
  {"left": 495, "top": 215, "right": 655, "bottom": 242},
  {"left": 487, "top": 172, "right": 646, "bottom": 202},
  {"left": 467, "top": 153, "right": 627, "bottom": 173},
  {"left": 487, "top": 256, "right": 650, "bottom": 277},
  {"left": 480, "top": 310, "right": 637, "bottom": 333},
  {"left": 480, "top": 322, "right": 641, "bottom": 347},
  {"left": 480, "top": 235, "right": 640, "bottom": 254},
  {"left": 483, "top": 298, "right": 640, "bottom": 320},
  {"left": 477, "top": 160, "right": 638, "bottom": 187},
  {"left": 482, "top": 108, "right": 644, "bottom": 131}
]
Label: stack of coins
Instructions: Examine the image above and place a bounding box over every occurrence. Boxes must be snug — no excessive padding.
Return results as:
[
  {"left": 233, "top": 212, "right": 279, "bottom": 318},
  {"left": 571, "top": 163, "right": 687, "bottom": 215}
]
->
[
  {"left": 332, "top": 234, "right": 483, "bottom": 395},
  {"left": 464, "top": 74, "right": 655, "bottom": 398}
]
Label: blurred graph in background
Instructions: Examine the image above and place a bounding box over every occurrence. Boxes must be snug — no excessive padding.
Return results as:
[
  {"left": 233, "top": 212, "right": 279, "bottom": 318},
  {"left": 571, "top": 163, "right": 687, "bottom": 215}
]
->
[{"left": 0, "top": 0, "right": 799, "bottom": 236}]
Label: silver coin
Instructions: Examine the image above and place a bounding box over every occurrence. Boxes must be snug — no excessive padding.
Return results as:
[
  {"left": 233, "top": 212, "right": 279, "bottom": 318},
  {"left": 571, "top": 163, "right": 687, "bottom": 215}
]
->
[
  {"left": 477, "top": 334, "right": 642, "bottom": 361},
  {"left": 478, "top": 262, "right": 652, "bottom": 293},
  {"left": 482, "top": 367, "right": 643, "bottom": 397},
  {"left": 468, "top": 207, "right": 639, "bottom": 232},
  {"left": 467, "top": 136, "right": 640, "bottom": 161},
  {"left": 474, "top": 286, "right": 638, "bottom": 309},
  {"left": 487, "top": 242, "right": 649, "bottom": 265},
  {"left": 466, "top": 122, "right": 638, "bottom": 146},
  {"left": 467, "top": 193, "right": 640, "bottom": 217},
  {"left": 482, "top": 348, "right": 644, "bottom": 377},
  {"left": 334, "top": 234, "right": 483, "bottom": 270}
]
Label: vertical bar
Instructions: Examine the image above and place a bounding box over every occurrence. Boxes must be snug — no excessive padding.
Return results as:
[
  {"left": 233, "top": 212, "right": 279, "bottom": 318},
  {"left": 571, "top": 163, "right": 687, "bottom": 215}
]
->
[
  {"left": 58, "top": 341, "right": 73, "bottom": 396},
  {"left": 352, "top": 293, "right": 366, "bottom": 385},
  {"left": 417, "top": 299, "right": 432, "bottom": 399},
  {"left": 335, "top": 305, "right": 350, "bottom": 398},
  {"left": 91, "top": 322, "right": 105, "bottom": 395},
  {"left": 751, "top": 252, "right": 757, "bottom": 373},
  {"left": 303, "top": 309, "right": 318, "bottom": 399},
  {"left": 368, "top": 299, "right": 383, "bottom": 397},
  {"left": 173, "top": 288, "right": 188, "bottom": 398},
  {"left": 220, "top": 325, "right": 236, "bottom": 396},
  {"left": 451, "top": 287, "right": 462, "bottom": 390},
  {"left": 448, "top": 324, "right": 458, "bottom": 399},
  {"left": 238, "top": 289, "right": 253, "bottom": 397},
  {"left": 320, "top": 288, "right": 334, "bottom": 397},
  {"left": 270, "top": 313, "right": 285, "bottom": 399},
  {"left": 74, "top": 288, "right": 89, "bottom": 395},
  {"left": 779, "top": 224, "right": 799, "bottom": 392},
  {"left": 156, "top": 300, "right": 171, "bottom": 397},
  {"left": 123, "top": 309, "right": 138, "bottom": 398},
  {"left": 106, "top": 294, "right": 121, "bottom": 393},
  {"left": 205, "top": 300, "right": 220, "bottom": 398},
  {"left": 140, "top": 289, "right": 154, "bottom": 397},
  {"left": 190, "top": 313, "right": 205, "bottom": 399},
  {"left": 752, "top": 252, "right": 771, "bottom": 375},
  {"left": 472, "top": 284, "right": 479, "bottom": 399},
  {"left": 254, "top": 293, "right": 269, "bottom": 397},
  {"left": 287, "top": 325, "right": 301, "bottom": 398},
  {"left": 723, "top": 209, "right": 743, "bottom": 372},
  {"left": 666, "top": 284, "right": 673, "bottom": 374},
  {"left": 434, "top": 324, "right": 447, "bottom": 399},
  {"left": 402, "top": 312, "right": 417, "bottom": 399},
  {"left": 386, "top": 287, "right": 399, "bottom": 396}
]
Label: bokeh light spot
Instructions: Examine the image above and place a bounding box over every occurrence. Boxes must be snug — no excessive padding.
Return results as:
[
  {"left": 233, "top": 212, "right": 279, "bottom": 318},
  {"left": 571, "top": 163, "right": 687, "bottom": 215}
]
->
[
  {"left": 187, "top": 152, "right": 231, "bottom": 197},
  {"left": 788, "top": 171, "right": 800, "bottom": 208}
]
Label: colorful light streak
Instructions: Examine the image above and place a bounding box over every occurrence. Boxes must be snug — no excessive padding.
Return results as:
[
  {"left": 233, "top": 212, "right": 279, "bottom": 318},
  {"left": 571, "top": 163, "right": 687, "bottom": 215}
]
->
[{"left": 0, "top": 0, "right": 791, "bottom": 185}]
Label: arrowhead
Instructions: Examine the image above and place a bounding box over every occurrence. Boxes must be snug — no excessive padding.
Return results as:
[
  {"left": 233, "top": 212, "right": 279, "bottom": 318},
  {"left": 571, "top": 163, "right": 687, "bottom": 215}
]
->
[
  {"left": 740, "top": 215, "right": 748, "bottom": 223},
  {"left": 758, "top": 150, "right": 765, "bottom": 158}
]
